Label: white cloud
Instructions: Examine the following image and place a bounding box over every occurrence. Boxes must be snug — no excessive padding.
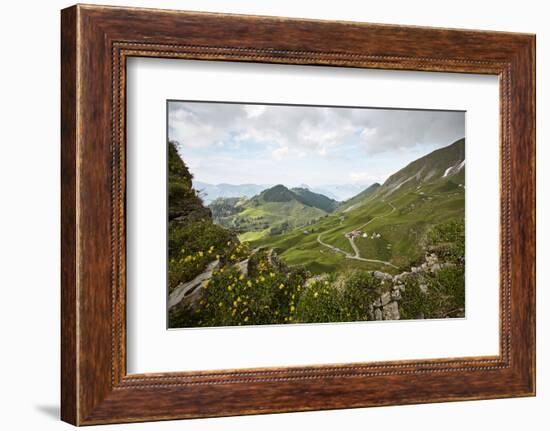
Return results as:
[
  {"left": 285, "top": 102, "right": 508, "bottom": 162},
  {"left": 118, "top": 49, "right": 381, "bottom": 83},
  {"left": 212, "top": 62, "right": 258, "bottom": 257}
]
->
[
  {"left": 272, "top": 146, "right": 289, "bottom": 160},
  {"left": 349, "top": 171, "right": 383, "bottom": 183},
  {"left": 359, "top": 127, "right": 377, "bottom": 140},
  {"left": 167, "top": 101, "right": 465, "bottom": 186},
  {"left": 169, "top": 102, "right": 464, "bottom": 157},
  {"left": 244, "top": 105, "right": 267, "bottom": 118}
]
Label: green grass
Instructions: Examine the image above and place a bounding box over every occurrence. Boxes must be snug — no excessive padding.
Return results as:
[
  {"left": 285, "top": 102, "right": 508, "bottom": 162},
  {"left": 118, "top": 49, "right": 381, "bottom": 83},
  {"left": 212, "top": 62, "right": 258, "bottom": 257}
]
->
[
  {"left": 251, "top": 180, "right": 464, "bottom": 273},
  {"left": 238, "top": 229, "right": 270, "bottom": 242}
]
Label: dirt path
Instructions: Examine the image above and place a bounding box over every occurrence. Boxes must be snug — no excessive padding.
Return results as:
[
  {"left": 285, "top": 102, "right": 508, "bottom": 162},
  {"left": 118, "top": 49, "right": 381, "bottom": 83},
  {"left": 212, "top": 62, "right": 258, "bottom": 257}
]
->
[{"left": 316, "top": 201, "right": 398, "bottom": 269}]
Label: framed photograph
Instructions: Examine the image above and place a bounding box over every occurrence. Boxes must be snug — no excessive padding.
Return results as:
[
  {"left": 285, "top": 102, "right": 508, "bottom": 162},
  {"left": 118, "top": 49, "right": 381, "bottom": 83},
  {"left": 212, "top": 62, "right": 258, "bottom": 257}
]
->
[{"left": 61, "top": 4, "right": 535, "bottom": 425}]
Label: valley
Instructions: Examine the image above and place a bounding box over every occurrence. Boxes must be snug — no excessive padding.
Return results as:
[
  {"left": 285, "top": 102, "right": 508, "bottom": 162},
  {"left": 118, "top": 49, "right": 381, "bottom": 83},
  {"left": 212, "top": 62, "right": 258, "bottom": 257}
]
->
[
  {"left": 205, "top": 138, "right": 465, "bottom": 275},
  {"left": 168, "top": 138, "right": 466, "bottom": 328}
]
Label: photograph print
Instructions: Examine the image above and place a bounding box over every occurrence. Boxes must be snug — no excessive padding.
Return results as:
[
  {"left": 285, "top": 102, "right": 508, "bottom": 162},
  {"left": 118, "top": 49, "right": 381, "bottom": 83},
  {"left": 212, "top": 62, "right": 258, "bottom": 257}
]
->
[{"left": 167, "top": 101, "right": 466, "bottom": 329}]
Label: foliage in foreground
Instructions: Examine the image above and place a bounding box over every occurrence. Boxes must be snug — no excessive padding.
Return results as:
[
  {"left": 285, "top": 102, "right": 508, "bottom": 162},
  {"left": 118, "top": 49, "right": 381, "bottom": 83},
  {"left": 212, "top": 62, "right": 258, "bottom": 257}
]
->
[
  {"left": 169, "top": 252, "right": 382, "bottom": 328},
  {"left": 168, "top": 219, "right": 240, "bottom": 292},
  {"left": 399, "top": 266, "right": 465, "bottom": 319},
  {"left": 400, "top": 219, "right": 465, "bottom": 319}
]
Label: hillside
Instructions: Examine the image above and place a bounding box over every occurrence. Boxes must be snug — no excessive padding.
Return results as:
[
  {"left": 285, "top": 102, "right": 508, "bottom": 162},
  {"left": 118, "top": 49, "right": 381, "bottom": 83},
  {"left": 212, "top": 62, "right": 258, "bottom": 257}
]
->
[
  {"left": 167, "top": 141, "right": 241, "bottom": 292},
  {"left": 252, "top": 138, "right": 465, "bottom": 274},
  {"left": 380, "top": 138, "right": 465, "bottom": 196},
  {"left": 211, "top": 184, "right": 329, "bottom": 242},
  {"left": 339, "top": 182, "right": 381, "bottom": 212},
  {"left": 291, "top": 187, "right": 338, "bottom": 213}
]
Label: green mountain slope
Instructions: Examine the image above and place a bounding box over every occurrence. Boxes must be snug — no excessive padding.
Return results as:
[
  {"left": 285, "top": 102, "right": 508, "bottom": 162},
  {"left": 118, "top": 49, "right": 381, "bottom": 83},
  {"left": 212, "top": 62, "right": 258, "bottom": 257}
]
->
[
  {"left": 211, "top": 184, "right": 329, "bottom": 242},
  {"left": 291, "top": 187, "right": 338, "bottom": 212},
  {"left": 251, "top": 139, "right": 465, "bottom": 273},
  {"left": 339, "top": 182, "right": 381, "bottom": 212}
]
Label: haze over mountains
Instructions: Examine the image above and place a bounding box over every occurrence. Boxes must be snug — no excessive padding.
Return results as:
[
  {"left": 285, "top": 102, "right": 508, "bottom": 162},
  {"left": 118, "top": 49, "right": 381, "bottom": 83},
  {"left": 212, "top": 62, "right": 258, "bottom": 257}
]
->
[
  {"left": 205, "top": 138, "right": 465, "bottom": 272},
  {"left": 194, "top": 181, "right": 368, "bottom": 203}
]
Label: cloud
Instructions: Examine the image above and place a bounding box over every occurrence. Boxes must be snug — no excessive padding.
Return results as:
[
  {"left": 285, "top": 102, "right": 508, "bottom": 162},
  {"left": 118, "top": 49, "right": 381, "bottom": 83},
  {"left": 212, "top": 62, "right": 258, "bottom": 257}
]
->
[
  {"left": 167, "top": 101, "right": 465, "bottom": 186},
  {"left": 244, "top": 105, "right": 267, "bottom": 118},
  {"left": 169, "top": 102, "right": 464, "bottom": 158},
  {"left": 351, "top": 109, "right": 464, "bottom": 154},
  {"left": 349, "top": 171, "right": 382, "bottom": 183},
  {"left": 271, "top": 146, "right": 289, "bottom": 160}
]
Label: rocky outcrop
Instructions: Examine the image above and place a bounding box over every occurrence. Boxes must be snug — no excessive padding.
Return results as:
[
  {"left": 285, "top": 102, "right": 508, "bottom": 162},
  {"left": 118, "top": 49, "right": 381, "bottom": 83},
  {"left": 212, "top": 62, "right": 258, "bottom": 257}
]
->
[
  {"left": 369, "top": 252, "right": 453, "bottom": 321},
  {"left": 172, "top": 204, "right": 212, "bottom": 224},
  {"left": 169, "top": 260, "right": 220, "bottom": 310},
  {"left": 169, "top": 249, "right": 287, "bottom": 312}
]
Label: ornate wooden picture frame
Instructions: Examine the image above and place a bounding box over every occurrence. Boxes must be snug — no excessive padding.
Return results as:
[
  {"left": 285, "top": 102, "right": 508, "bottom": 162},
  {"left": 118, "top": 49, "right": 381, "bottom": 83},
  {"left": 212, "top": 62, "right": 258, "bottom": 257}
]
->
[{"left": 61, "top": 4, "right": 535, "bottom": 425}]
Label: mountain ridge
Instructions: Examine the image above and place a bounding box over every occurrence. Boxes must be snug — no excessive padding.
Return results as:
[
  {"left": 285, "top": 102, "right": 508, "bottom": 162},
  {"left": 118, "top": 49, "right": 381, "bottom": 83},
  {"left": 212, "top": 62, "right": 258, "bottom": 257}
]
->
[{"left": 251, "top": 137, "right": 466, "bottom": 273}]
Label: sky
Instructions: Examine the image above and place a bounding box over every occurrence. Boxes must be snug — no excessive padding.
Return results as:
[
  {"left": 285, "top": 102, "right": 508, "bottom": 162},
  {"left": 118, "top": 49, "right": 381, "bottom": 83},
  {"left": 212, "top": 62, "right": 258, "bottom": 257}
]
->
[{"left": 168, "top": 101, "right": 465, "bottom": 188}]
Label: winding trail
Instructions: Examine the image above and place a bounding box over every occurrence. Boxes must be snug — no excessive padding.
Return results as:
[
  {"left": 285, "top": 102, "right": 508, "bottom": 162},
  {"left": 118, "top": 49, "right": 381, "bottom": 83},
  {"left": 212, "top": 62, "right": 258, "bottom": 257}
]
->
[{"left": 316, "top": 201, "right": 398, "bottom": 269}]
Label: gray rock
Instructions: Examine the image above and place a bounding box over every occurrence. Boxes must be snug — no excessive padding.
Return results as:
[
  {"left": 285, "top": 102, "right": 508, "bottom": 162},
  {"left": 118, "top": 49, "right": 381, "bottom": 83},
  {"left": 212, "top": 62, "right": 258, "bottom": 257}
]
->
[
  {"left": 391, "top": 289, "right": 402, "bottom": 301},
  {"left": 380, "top": 291, "right": 391, "bottom": 306},
  {"left": 234, "top": 259, "right": 249, "bottom": 276},
  {"left": 419, "top": 283, "right": 428, "bottom": 293},
  {"left": 382, "top": 301, "right": 400, "bottom": 320},
  {"left": 373, "top": 270, "right": 393, "bottom": 281},
  {"left": 374, "top": 308, "right": 383, "bottom": 320},
  {"left": 168, "top": 259, "right": 220, "bottom": 310},
  {"left": 430, "top": 263, "right": 441, "bottom": 272}
]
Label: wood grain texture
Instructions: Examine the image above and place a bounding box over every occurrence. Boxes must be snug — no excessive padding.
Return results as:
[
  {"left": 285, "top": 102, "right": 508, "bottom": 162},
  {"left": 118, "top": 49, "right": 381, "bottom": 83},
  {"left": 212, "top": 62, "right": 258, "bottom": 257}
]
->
[
  {"left": 60, "top": 4, "right": 536, "bottom": 425},
  {"left": 60, "top": 5, "right": 78, "bottom": 425}
]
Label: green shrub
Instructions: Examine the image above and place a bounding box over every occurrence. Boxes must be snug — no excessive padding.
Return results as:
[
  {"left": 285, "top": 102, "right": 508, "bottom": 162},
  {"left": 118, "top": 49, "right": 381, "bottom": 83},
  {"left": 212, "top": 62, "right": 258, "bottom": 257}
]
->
[
  {"left": 295, "top": 271, "right": 380, "bottom": 323},
  {"left": 400, "top": 266, "right": 465, "bottom": 319},
  {"left": 428, "top": 219, "right": 465, "bottom": 264},
  {"left": 168, "top": 219, "right": 240, "bottom": 291},
  {"left": 339, "top": 271, "right": 380, "bottom": 321},
  {"left": 295, "top": 276, "right": 341, "bottom": 323}
]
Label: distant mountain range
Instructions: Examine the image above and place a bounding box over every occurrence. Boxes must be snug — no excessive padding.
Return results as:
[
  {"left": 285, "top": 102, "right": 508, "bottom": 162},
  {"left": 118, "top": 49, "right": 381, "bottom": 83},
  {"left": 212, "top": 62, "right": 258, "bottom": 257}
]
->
[
  {"left": 193, "top": 182, "right": 270, "bottom": 204},
  {"left": 309, "top": 184, "right": 368, "bottom": 201},
  {"left": 194, "top": 181, "right": 371, "bottom": 203}
]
